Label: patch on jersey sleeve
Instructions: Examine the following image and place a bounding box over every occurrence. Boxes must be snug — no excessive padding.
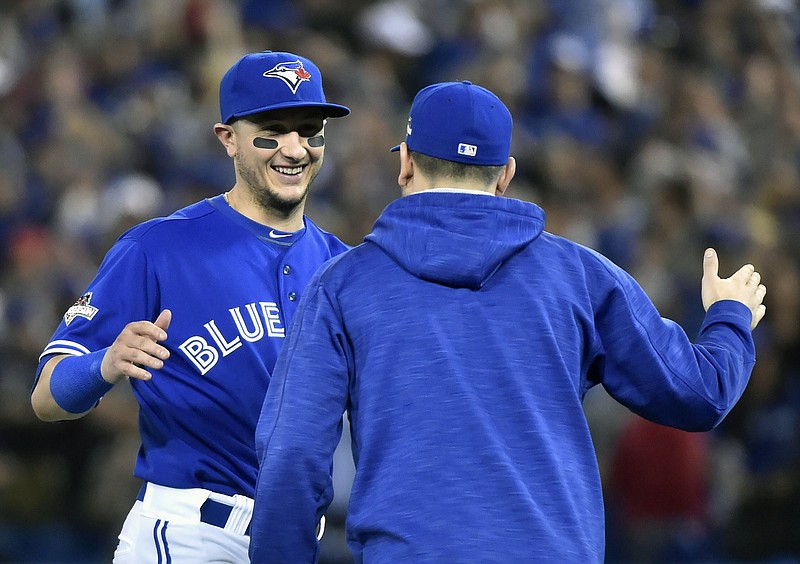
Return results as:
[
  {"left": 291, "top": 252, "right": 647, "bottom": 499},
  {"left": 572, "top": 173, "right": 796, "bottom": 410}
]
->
[{"left": 64, "top": 292, "right": 99, "bottom": 325}]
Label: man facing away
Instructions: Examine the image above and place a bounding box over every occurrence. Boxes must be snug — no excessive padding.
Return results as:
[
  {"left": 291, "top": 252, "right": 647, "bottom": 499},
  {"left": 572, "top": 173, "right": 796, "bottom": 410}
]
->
[
  {"left": 31, "top": 50, "right": 350, "bottom": 563},
  {"left": 250, "top": 80, "right": 766, "bottom": 563}
]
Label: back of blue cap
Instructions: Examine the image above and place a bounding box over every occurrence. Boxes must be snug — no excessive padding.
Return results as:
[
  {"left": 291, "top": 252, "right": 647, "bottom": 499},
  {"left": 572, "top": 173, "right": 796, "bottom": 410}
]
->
[{"left": 391, "top": 81, "right": 512, "bottom": 166}]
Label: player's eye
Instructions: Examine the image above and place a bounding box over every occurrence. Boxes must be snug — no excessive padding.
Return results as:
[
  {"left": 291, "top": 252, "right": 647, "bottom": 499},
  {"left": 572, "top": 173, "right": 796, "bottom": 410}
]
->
[{"left": 297, "top": 125, "right": 323, "bottom": 138}]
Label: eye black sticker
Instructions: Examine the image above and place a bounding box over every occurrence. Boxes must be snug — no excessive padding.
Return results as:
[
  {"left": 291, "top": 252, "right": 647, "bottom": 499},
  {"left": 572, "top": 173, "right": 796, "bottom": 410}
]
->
[
  {"left": 253, "top": 136, "right": 324, "bottom": 148},
  {"left": 253, "top": 137, "right": 279, "bottom": 149}
]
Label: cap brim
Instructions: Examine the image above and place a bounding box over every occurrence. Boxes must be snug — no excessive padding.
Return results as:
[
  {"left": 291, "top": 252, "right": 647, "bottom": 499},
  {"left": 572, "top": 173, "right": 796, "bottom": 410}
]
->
[
  {"left": 226, "top": 100, "right": 351, "bottom": 123},
  {"left": 389, "top": 144, "right": 401, "bottom": 152}
]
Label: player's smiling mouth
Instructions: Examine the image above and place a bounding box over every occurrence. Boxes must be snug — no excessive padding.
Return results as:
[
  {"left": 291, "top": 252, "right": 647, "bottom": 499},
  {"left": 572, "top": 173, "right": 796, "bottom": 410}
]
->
[{"left": 272, "top": 165, "right": 305, "bottom": 176}]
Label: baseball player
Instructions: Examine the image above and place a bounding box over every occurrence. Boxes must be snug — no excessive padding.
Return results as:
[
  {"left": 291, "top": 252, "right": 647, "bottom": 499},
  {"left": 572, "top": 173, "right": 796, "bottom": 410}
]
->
[
  {"left": 249, "top": 81, "right": 766, "bottom": 562},
  {"left": 30, "top": 51, "right": 349, "bottom": 563}
]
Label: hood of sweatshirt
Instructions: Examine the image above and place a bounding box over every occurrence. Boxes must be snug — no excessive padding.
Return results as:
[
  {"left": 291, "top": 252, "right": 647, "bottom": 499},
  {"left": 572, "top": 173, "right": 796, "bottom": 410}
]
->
[{"left": 365, "top": 191, "right": 545, "bottom": 290}]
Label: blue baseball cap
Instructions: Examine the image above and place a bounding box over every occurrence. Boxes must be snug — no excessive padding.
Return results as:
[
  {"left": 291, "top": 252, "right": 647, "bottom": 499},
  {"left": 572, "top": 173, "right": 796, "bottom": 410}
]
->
[
  {"left": 390, "top": 81, "right": 512, "bottom": 166},
  {"left": 219, "top": 51, "right": 351, "bottom": 124}
]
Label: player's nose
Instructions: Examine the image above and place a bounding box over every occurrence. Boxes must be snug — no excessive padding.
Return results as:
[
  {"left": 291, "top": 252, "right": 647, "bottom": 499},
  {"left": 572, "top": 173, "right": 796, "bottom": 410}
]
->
[{"left": 278, "top": 131, "right": 307, "bottom": 160}]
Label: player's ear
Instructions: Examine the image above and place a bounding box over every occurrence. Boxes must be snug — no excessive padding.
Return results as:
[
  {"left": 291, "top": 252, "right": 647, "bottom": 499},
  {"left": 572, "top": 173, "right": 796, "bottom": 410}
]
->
[
  {"left": 398, "top": 142, "right": 414, "bottom": 194},
  {"left": 214, "top": 123, "right": 237, "bottom": 158},
  {"left": 495, "top": 156, "right": 516, "bottom": 196}
]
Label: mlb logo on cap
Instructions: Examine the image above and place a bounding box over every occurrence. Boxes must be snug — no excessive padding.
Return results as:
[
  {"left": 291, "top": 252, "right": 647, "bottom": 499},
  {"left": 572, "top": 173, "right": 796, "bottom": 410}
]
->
[
  {"left": 390, "top": 80, "right": 512, "bottom": 166},
  {"left": 219, "top": 51, "right": 350, "bottom": 124},
  {"left": 458, "top": 143, "right": 478, "bottom": 157}
]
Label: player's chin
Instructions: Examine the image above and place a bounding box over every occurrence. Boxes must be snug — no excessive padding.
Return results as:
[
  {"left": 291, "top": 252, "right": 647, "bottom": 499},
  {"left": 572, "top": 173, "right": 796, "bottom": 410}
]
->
[
  {"left": 263, "top": 188, "right": 307, "bottom": 214},
  {"left": 274, "top": 183, "right": 309, "bottom": 204}
]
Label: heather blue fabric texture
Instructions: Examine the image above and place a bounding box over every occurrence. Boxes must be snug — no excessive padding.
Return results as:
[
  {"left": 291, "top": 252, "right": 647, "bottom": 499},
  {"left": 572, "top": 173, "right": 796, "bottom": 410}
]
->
[{"left": 251, "top": 191, "right": 755, "bottom": 563}]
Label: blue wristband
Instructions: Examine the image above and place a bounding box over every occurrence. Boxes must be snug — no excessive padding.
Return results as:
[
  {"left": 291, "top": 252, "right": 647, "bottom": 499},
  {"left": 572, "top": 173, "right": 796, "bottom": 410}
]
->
[{"left": 49, "top": 347, "right": 113, "bottom": 414}]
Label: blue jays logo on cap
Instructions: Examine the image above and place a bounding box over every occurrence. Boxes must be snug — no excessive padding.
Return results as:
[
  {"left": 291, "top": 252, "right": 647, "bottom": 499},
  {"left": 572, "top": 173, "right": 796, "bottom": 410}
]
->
[
  {"left": 389, "top": 80, "right": 512, "bottom": 166},
  {"left": 263, "top": 60, "right": 312, "bottom": 94},
  {"left": 219, "top": 51, "right": 350, "bottom": 124}
]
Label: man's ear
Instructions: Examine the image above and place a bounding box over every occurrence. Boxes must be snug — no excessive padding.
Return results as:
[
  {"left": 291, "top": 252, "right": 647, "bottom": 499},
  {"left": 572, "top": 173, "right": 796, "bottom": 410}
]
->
[
  {"left": 214, "top": 123, "right": 237, "bottom": 158},
  {"left": 398, "top": 142, "right": 414, "bottom": 195},
  {"left": 495, "top": 156, "right": 516, "bottom": 196}
]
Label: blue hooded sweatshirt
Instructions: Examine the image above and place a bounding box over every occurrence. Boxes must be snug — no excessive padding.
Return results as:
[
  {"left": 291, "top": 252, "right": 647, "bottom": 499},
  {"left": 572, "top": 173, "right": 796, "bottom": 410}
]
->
[{"left": 250, "top": 191, "right": 755, "bottom": 563}]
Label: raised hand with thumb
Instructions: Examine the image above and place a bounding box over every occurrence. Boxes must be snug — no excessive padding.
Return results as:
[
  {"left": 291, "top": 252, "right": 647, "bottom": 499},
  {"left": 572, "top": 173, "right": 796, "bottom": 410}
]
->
[{"left": 701, "top": 248, "right": 767, "bottom": 330}]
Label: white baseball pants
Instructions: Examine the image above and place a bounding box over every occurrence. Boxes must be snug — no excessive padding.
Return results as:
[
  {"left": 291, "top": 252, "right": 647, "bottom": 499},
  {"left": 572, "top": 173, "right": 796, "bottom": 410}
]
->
[{"left": 112, "top": 482, "right": 252, "bottom": 563}]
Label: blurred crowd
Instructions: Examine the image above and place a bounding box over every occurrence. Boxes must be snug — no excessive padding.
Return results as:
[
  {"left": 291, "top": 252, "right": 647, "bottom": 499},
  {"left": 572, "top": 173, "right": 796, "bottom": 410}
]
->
[{"left": 1, "top": 0, "right": 799, "bottom": 562}]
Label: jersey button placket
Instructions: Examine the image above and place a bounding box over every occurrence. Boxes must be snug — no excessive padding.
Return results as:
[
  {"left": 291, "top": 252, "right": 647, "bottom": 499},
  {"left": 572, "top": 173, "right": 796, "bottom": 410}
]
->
[{"left": 284, "top": 265, "right": 296, "bottom": 301}]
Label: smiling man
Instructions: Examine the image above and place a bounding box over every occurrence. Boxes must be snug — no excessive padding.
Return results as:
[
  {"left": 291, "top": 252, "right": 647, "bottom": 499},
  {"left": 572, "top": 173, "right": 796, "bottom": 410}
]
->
[
  {"left": 216, "top": 108, "right": 327, "bottom": 226},
  {"left": 31, "top": 51, "right": 350, "bottom": 563}
]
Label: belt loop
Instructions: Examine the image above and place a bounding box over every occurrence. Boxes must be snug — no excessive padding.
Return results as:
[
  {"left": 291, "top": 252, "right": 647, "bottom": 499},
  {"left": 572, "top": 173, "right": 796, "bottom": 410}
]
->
[{"left": 224, "top": 494, "right": 254, "bottom": 536}]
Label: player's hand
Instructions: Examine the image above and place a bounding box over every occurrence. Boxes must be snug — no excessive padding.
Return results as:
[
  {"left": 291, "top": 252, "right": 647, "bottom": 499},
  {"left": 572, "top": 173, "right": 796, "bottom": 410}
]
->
[
  {"left": 101, "top": 309, "right": 172, "bottom": 383},
  {"left": 701, "top": 248, "right": 766, "bottom": 330}
]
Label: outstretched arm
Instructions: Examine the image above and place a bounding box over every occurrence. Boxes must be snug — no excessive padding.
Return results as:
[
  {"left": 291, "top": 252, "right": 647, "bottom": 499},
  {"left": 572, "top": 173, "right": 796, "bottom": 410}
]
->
[
  {"left": 593, "top": 248, "right": 767, "bottom": 431},
  {"left": 31, "top": 309, "right": 172, "bottom": 421}
]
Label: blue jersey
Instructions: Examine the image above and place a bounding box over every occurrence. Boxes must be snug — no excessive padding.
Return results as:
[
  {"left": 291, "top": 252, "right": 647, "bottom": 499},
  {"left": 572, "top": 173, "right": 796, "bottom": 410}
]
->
[
  {"left": 37, "top": 194, "right": 348, "bottom": 498},
  {"left": 251, "top": 191, "right": 755, "bottom": 562}
]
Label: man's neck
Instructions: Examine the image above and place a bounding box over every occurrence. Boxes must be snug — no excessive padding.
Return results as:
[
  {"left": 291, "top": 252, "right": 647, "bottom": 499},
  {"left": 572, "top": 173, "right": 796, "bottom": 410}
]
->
[
  {"left": 223, "top": 190, "right": 305, "bottom": 231},
  {"left": 425, "top": 187, "right": 495, "bottom": 195}
]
